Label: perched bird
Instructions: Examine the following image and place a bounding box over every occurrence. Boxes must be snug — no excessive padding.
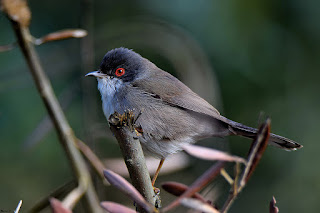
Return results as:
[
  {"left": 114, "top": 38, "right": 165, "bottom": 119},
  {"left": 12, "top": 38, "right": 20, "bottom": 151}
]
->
[{"left": 86, "top": 47, "right": 302, "bottom": 184}]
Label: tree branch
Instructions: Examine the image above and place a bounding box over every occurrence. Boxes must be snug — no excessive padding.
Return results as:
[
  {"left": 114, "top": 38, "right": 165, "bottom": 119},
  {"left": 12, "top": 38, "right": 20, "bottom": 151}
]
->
[
  {"left": 108, "top": 112, "right": 157, "bottom": 211},
  {"left": 2, "top": 1, "right": 102, "bottom": 212}
]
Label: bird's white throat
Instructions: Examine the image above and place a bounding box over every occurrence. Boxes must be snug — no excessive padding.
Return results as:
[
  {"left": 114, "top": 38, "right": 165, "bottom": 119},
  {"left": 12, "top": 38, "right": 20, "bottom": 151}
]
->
[{"left": 97, "top": 77, "right": 123, "bottom": 119}]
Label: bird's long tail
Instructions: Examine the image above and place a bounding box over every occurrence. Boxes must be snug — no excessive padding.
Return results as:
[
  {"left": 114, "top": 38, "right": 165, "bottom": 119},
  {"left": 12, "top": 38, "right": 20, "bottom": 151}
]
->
[{"left": 225, "top": 118, "right": 302, "bottom": 150}]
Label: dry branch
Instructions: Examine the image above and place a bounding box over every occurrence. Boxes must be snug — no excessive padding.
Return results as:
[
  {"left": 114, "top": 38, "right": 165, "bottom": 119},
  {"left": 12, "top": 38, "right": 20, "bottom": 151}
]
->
[{"left": 2, "top": 1, "right": 102, "bottom": 212}]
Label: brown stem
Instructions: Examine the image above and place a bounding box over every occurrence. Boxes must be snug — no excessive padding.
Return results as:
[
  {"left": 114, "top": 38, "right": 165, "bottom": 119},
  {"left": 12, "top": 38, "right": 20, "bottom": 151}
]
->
[
  {"left": 109, "top": 113, "right": 157, "bottom": 211},
  {"left": 162, "top": 161, "right": 225, "bottom": 212},
  {"left": 6, "top": 18, "right": 102, "bottom": 213},
  {"left": 77, "top": 139, "right": 109, "bottom": 185}
]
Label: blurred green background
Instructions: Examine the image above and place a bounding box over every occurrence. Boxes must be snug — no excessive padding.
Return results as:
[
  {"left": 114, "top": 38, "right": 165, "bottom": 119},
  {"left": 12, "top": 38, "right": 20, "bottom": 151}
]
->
[{"left": 1, "top": 0, "right": 319, "bottom": 212}]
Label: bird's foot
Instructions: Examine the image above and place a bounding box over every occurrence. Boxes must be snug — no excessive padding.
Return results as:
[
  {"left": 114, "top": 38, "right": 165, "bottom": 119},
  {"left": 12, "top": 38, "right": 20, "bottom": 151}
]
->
[
  {"left": 153, "top": 186, "right": 162, "bottom": 209},
  {"left": 108, "top": 110, "right": 135, "bottom": 127}
]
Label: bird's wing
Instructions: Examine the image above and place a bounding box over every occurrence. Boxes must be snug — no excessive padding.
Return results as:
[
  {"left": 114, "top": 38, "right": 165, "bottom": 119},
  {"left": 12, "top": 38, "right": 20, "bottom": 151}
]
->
[{"left": 132, "top": 69, "right": 222, "bottom": 120}]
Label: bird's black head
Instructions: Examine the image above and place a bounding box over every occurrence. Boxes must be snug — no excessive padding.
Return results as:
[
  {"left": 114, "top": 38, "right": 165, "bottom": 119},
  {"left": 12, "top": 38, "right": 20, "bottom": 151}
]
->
[{"left": 99, "top": 47, "right": 146, "bottom": 82}]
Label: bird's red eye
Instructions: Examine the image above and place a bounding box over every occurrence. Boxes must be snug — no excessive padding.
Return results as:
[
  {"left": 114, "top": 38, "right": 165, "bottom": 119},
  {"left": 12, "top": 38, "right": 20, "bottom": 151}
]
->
[{"left": 115, "top": 68, "right": 125, "bottom": 77}]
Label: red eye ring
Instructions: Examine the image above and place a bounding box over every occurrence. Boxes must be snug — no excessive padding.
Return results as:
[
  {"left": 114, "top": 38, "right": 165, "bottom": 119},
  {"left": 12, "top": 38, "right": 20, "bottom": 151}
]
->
[{"left": 115, "top": 68, "right": 125, "bottom": 77}]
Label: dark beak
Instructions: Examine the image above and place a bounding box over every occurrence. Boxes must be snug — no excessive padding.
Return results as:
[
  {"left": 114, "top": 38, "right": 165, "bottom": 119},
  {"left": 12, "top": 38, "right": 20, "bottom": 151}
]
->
[{"left": 85, "top": 71, "right": 104, "bottom": 78}]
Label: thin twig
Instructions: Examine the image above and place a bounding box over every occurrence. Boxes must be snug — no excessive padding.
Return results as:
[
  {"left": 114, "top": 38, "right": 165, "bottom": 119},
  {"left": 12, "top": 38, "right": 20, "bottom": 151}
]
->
[
  {"left": 241, "top": 119, "right": 271, "bottom": 185},
  {"left": 77, "top": 139, "right": 109, "bottom": 185},
  {"left": 14, "top": 200, "right": 22, "bottom": 213},
  {"left": 62, "top": 184, "right": 86, "bottom": 209},
  {"left": 50, "top": 198, "right": 72, "bottom": 213},
  {"left": 220, "top": 169, "right": 234, "bottom": 185},
  {"left": 161, "top": 182, "right": 208, "bottom": 203},
  {"left": 162, "top": 161, "right": 225, "bottom": 212},
  {"left": 221, "top": 119, "right": 271, "bottom": 213}
]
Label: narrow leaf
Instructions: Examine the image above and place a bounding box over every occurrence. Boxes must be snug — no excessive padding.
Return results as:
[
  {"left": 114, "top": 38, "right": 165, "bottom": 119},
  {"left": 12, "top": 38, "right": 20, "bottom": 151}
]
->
[
  {"left": 103, "top": 170, "right": 153, "bottom": 212},
  {"left": 161, "top": 182, "right": 207, "bottom": 202},
  {"left": 101, "top": 202, "right": 136, "bottom": 213},
  {"left": 162, "top": 162, "right": 224, "bottom": 212},
  {"left": 182, "top": 144, "right": 246, "bottom": 164},
  {"left": 35, "top": 29, "right": 87, "bottom": 45},
  {"left": 180, "top": 198, "right": 219, "bottom": 213}
]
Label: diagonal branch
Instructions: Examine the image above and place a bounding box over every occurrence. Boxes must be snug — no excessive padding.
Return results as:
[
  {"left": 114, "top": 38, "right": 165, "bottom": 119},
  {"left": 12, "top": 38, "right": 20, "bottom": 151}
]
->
[{"left": 2, "top": 1, "right": 102, "bottom": 212}]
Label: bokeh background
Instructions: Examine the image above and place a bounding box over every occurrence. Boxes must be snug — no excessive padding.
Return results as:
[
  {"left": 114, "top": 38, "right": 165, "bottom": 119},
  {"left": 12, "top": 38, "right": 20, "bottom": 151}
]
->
[{"left": 1, "top": 0, "right": 319, "bottom": 212}]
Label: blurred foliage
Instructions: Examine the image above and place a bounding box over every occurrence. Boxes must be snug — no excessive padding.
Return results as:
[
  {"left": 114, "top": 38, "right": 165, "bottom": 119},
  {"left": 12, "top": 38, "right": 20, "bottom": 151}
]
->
[{"left": 0, "top": 0, "right": 319, "bottom": 212}]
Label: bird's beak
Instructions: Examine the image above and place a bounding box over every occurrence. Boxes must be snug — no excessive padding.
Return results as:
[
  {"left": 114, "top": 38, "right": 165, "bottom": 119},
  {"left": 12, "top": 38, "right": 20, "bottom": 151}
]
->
[{"left": 85, "top": 70, "right": 104, "bottom": 78}]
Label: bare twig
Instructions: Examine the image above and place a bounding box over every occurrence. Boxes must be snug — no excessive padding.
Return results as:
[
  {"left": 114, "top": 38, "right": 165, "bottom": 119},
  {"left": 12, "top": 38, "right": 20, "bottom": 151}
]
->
[
  {"left": 241, "top": 118, "right": 271, "bottom": 185},
  {"left": 161, "top": 182, "right": 208, "bottom": 203},
  {"left": 77, "top": 139, "right": 109, "bottom": 185},
  {"left": 62, "top": 184, "right": 86, "bottom": 210},
  {"left": 50, "top": 198, "right": 72, "bottom": 213},
  {"left": 162, "top": 161, "right": 225, "bottom": 212},
  {"left": 221, "top": 119, "right": 271, "bottom": 213},
  {"left": 2, "top": 1, "right": 102, "bottom": 212},
  {"left": 14, "top": 200, "right": 23, "bottom": 213},
  {"left": 108, "top": 112, "right": 157, "bottom": 211},
  {"left": 220, "top": 169, "right": 234, "bottom": 185}
]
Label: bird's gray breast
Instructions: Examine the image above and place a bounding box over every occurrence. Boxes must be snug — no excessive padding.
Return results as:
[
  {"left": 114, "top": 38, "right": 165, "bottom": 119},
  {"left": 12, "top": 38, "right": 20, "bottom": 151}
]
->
[{"left": 97, "top": 77, "right": 127, "bottom": 119}]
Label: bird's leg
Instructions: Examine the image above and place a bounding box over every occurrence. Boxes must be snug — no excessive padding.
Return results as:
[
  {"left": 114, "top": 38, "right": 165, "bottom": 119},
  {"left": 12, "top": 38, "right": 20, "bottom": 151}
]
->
[
  {"left": 152, "top": 158, "right": 165, "bottom": 196},
  {"left": 152, "top": 158, "right": 165, "bottom": 187}
]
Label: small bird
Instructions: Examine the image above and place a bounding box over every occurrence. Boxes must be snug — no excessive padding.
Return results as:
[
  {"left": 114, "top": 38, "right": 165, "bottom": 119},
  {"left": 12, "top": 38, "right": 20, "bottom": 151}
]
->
[{"left": 86, "top": 47, "right": 302, "bottom": 184}]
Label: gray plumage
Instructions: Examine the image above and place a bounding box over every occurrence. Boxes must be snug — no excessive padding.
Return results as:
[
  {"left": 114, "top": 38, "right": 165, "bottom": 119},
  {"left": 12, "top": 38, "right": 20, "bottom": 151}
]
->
[{"left": 87, "top": 47, "right": 302, "bottom": 159}]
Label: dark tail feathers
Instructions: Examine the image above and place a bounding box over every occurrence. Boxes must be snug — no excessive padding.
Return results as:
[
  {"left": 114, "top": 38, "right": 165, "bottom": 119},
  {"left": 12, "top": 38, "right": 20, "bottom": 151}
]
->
[{"left": 226, "top": 119, "right": 302, "bottom": 150}]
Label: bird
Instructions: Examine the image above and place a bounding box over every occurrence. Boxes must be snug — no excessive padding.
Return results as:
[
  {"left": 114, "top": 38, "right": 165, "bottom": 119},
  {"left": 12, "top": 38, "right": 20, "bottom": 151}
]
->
[{"left": 86, "top": 47, "right": 302, "bottom": 185}]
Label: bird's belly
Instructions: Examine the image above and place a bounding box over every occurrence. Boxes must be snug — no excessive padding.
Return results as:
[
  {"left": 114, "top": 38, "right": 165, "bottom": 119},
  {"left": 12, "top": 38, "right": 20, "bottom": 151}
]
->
[{"left": 139, "top": 136, "right": 193, "bottom": 159}]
